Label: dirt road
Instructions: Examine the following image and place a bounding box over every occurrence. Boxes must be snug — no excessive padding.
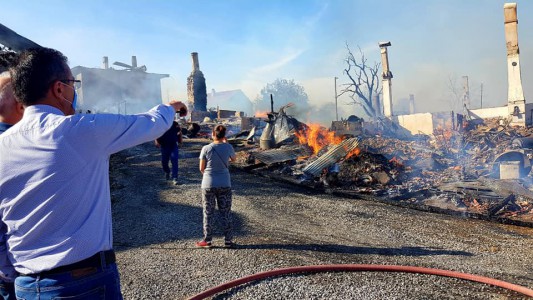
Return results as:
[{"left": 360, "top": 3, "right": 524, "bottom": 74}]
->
[{"left": 110, "top": 140, "right": 533, "bottom": 299}]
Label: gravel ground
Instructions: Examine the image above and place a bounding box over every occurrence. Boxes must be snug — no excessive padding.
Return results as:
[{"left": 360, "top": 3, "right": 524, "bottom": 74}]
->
[{"left": 110, "top": 139, "right": 533, "bottom": 300}]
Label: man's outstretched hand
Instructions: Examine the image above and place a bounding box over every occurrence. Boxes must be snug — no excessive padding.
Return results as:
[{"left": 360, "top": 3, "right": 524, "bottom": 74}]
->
[{"left": 168, "top": 100, "right": 188, "bottom": 117}]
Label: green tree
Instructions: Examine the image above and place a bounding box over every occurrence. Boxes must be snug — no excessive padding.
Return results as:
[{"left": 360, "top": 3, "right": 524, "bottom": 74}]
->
[{"left": 254, "top": 78, "right": 310, "bottom": 114}]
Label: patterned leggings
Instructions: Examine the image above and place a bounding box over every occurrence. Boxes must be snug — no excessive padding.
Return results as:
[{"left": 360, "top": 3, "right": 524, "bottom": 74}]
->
[{"left": 201, "top": 187, "right": 233, "bottom": 242}]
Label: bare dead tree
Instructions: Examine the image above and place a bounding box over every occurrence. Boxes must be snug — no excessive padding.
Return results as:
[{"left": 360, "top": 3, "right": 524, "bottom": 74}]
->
[
  {"left": 446, "top": 74, "right": 483, "bottom": 113},
  {"left": 339, "top": 43, "right": 382, "bottom": 118},
  {"left": 445, "top": 74, "right": 464, "bottom": 113}
]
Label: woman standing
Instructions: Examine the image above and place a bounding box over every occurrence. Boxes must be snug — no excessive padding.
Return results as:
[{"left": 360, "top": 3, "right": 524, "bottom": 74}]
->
[{"left": 197, "top": 125, "right": 236, "bottom": 248}]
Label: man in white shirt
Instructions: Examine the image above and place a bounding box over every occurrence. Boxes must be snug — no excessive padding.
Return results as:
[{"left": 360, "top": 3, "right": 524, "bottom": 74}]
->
[
  {"left": 0, "top": 72, "right": 21, "bottom": 300},
  {"left": 0, "top": 47, "right": 186, "bottom": 299}
]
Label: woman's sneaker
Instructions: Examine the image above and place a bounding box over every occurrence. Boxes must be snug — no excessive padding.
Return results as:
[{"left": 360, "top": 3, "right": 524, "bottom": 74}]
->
[{"left": 195, "top": 240, "right": 212, "bottom": 248}]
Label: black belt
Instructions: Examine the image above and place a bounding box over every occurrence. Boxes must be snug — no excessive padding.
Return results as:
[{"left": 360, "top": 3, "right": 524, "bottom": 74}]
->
[{"left": 26, "top": 250, "right": 116, "bottom": 277}]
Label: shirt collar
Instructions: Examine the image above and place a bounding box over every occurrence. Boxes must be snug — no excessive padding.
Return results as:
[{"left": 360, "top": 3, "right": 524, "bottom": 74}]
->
[{"left": 23, "top": 105, "right": 65, "bottom": 117}]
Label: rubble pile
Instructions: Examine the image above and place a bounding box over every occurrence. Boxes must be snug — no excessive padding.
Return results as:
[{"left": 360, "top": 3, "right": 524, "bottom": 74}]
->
[
  {"left": 456, "top": 117, "right": 533, "bottom": 178},
  {"left": 234, "top": 115, "right": 533, "bottom": 226},
  {"left": 186, "top": 106, "right": 532, "bottom": 225}
]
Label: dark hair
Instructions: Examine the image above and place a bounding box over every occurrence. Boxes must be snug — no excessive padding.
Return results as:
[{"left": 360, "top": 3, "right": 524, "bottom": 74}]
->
[
  {"left": 213, "top": 125, "right": 226, "bottom": 139},
  {"left": 10, "top": 47, "right": 69, "bottom": 106},
  {"left": 0, "top": 52, "right": 19, "bottom": 73}
]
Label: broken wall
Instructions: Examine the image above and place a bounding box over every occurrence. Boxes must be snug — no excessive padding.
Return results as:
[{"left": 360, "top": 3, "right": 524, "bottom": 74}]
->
[
  {"left": 431, "top": 112, "right": 454, "bottom": 130},
  {"left": 395, "top": 113, "right": 434, "bottom": 135},
  {"left": 218, "top": 110, "right": 244, "bottom": 119},
  {"left": 468, "top": 105, "right": 533, "bottom": 125},
  {"left": 394, "top": 106, "right": 532, "bottom": 137},
  {"left": 468, "top": 106, "right": 509, "bottom": 120}
]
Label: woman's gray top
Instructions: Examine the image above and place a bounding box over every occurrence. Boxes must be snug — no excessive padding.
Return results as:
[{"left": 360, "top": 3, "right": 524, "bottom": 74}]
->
[{"left": 199, "top": 142, "right": 235, "bottom": 188}]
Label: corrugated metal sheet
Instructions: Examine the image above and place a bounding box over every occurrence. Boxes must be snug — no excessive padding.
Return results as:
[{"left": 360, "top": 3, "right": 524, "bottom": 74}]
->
[
  {"left": 303, "top": 138, "right": 360, "bottom": 176},
  {"left": 254, "top": 147, "right": 311, "bottom": 165}
]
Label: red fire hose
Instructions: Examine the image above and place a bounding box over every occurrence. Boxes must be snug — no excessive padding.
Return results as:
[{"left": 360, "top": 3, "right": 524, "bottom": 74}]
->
[{"left": 186, "top": 264, "right": 533, "bottom": 299}]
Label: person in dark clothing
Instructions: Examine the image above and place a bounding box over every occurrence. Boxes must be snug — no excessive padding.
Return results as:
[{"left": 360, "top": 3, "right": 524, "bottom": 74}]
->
[{"left": 155, "top": 120, "right": 182, "bottom": 185}]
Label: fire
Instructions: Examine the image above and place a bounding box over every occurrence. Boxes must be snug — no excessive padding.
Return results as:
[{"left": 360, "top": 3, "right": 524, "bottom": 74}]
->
[
  {"left": 345, "top": 147, "right": 361, "bottom": 159},
  {"left": 255, "top": 111, "right": 269, "bottom": 118},
  {"left": 295, "top": 123, "right": 342, "bottom": 155}
]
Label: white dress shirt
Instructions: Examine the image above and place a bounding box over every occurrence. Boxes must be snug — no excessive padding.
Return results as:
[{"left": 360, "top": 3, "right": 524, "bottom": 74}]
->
[{"left": 0, "top": 104, "right": 174, "bottom": 274}]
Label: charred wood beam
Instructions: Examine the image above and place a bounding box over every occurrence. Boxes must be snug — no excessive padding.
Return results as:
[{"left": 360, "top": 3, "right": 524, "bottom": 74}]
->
[
  {"left": 436, "top": 182, "right": 501, "bottom": 199},
  {"left": 487, "top": 194, "right": 515, "bottom": 216},
  {"left": 478, "top": 176, "right": 533, "bottom": 200}
]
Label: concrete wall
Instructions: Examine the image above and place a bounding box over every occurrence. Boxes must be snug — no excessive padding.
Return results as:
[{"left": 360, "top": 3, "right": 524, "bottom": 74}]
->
[
  {"left": 469, "top": 105, "right": 533, "bottom": 126},
  {"left": 190, "top": 111, "right": 213, "bottom": 123},
  {"left": 468, "top": 106, "right": 508, "bottom": 119},
  {"left": 395, "top": 113, "right": 434, "bottom": 135},
  {"left": 431, "top": 112, "right": 454, "bottom": 130},
  {"left": 394, "top": 104, "right": 532, "bottom": 136}
]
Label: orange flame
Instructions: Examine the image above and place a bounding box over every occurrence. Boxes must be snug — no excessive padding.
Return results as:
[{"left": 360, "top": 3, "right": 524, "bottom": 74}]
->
[
  {"left": 295, "top": 123, "right": 342, "bottom": 155},
  {"left": 255, "top": 111, "right": 269, "bottom": 118},
  {"left": 345, "top": 147, "right": 361, "bottom": 159}
]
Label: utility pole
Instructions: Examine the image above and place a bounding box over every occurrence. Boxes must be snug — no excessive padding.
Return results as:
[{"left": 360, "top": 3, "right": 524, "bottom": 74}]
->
[
  {"left": 334, "top": 76, "right": 338, "bottom": 121},
  {"left": 462, "top": 76, "right": 470, "bottom": 108},
  {"left": 480, "top": 83, "right": 483, "bottom": 108}
]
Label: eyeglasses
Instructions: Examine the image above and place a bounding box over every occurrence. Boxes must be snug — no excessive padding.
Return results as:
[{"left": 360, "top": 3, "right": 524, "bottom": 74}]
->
[{"left": 60, "top": 79, "right": 81, "bottom": 89}]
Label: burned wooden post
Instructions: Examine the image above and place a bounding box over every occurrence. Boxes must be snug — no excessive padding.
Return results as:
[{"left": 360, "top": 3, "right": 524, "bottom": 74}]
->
[
  {"left": 462, "top": 76, "right": 470, "bottom": 108},
  {"left": 503, "top": 3, "right": 526, "bottom": 126},
  {"left": 379, "top": 41, "right": 393, "bottom": 117}
]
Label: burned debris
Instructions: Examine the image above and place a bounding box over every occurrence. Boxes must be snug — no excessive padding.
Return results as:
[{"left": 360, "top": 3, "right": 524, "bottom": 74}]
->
[{"left": 212, "top": 107, "right": 533, "bottom": 227}]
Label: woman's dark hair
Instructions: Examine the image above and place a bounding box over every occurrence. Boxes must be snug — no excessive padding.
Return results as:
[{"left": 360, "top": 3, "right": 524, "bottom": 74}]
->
[
  {"left": 10, "top": 47, "right": 69, "bottom": 106},
  {"left": 213, "top": 125, "right": 226, "bottom": 139}
]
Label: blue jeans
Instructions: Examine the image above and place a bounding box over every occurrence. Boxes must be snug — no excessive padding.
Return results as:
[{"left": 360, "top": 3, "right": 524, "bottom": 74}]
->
[
  {"left": 0, "top": 280, "right": 15, "bottom": 300},
  {"left": 15, "top": 263, "right": 122, "bottom": 299},
  {"left": 161, "top": 145, "right": 179, "bottom": 179}
]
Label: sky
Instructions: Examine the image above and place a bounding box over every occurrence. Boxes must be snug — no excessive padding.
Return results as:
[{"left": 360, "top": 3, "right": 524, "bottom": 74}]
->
[{"left": 1, "top": 0, "right": 532, "bottom": 121}]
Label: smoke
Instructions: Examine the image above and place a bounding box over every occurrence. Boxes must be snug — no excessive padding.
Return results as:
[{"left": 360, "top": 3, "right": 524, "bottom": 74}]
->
[
  {"left": 270, "top": 101, "right": 356, "bottom": 127},
  {"left": 73, "top": 67, "right": 166, "bottom": 115}
]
